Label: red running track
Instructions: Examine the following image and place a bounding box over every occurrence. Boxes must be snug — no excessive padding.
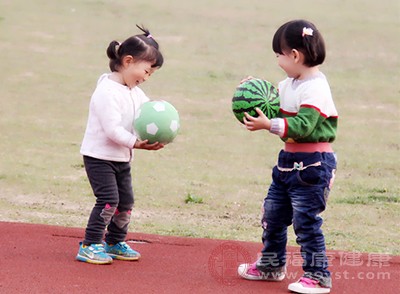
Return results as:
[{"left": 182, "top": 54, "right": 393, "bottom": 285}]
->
[{"left": 0, "top": 222, "right": 398, "bottom": 294}]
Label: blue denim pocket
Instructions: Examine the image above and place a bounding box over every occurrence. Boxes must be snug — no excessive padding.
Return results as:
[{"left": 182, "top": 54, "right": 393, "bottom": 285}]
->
[
  {"left": 296, "top": 152, "right": 336, "bottom": 188},
  {"left": 296, "top": 165, "right": 326, "bottom": 186}
]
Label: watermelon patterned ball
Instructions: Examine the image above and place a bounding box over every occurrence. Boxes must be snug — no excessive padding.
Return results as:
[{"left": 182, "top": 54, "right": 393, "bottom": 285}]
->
[
  {"left": 134, "top": 100, "right": 180, "bottom": 144},
  {"left": 232, "top": 79, "right": 280, "bottom": 123}
]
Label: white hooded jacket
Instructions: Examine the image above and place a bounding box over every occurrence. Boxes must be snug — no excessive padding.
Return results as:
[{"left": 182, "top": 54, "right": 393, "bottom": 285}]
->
[{"left": 80, "top": 73, "right": 149, "bottom": 162}]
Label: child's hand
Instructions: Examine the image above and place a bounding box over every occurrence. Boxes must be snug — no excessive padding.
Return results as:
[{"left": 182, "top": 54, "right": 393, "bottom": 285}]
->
[
  {"left": 134, "top": 139, "right": 165, "bottom": 150},
  {"left": 243, "top": 108, "right": 271, "bottom": 131}
]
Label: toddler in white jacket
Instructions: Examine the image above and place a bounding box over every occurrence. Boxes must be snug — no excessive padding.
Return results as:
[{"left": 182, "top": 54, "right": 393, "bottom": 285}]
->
[{"left": 77, "top": 25, "right": 164, "bottom": 265}]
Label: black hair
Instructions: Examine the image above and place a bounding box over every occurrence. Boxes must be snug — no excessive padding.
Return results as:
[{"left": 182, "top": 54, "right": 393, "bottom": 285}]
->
[
  {"left": 272, "top": 19, "right": 325, "bottom": 67},
  {"left": 106, "top": 25, "right": 164, "bottom": 72}
]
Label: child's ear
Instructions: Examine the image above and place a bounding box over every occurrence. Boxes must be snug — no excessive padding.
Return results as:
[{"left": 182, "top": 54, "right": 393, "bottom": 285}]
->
[
  {"left": 123, "top": 55, "right": 134, "bottom": 66},
  {"left": 291, "top": 49, "right": 301, "bottom": 63}
]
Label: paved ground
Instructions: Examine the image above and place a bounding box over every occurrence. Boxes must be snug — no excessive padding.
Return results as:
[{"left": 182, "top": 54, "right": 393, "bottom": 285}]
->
[{"left": 0, "top": 221, "right": 398, "bottom": 293}]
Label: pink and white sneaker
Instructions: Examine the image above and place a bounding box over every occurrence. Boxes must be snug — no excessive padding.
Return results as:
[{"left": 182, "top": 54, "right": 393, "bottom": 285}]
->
[
  {"left": 237, "top": 262, "right": 285, "bottom": 281},
  {"left": 288, "top": 277, "right": 331, "bottom": 294}
]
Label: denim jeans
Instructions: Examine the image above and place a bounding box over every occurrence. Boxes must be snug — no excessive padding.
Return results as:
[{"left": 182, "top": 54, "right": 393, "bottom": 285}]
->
[
  {"left": 83, "top": 156, "right": 134, "bottom": 245},
  {"left": 257, "top": 150, "right": 337, "bottom": 286}
]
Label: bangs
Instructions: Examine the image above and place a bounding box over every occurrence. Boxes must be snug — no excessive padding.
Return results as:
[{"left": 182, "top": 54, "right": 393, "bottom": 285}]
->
[
  {"left": 139, "top": 46, "right": 164, "bottom": 68},
  {"left": 151, "top": 49, "right": 164, "bottom": 68},
  {"left": 272, "top": 24, "right": 286, "bottom": 54}
]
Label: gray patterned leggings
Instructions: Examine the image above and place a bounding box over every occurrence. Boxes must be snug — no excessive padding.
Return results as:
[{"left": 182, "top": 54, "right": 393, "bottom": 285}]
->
[{"left": 82, "top": 156, "right": 134, "bottom": 245}]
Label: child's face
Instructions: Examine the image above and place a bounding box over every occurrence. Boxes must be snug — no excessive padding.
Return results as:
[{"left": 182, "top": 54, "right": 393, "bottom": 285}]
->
[
  {"left": 122, "top": 58, "right": 158, "bottom": 88},
  {"left": 276, "top": 51, "right": 300, "bottom": 79}
]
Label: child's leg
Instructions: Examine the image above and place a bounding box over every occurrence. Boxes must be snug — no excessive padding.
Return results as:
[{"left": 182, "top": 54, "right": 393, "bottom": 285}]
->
[
  {"left": 82, "top": 156, "right": 120, "bottom": 245},
  {"left": 291, "top": 152, "right": 336, "bottom": 288},
  {"left": 105, "top": 161, "right": 134, "bottom": 245},
  {"left": 257, "top": 166, "right": 293, "bottom": 273}
]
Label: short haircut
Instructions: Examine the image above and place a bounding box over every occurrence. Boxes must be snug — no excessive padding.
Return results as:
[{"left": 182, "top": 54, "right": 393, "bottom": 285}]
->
[{"left": 272, "top": 20, "right": 326, "bottom": 67}]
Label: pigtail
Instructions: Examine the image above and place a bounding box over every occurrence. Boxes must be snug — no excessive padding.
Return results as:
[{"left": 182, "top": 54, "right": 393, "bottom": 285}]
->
[
  {"left": 107, "top": 41, "right": 121, "bottom": 59},
  {"left": 136, "top": 24, "right": 151, "bottom": 37},
  {"left": 106, "top": 40, "right": 121, "bottom": 72},
  {"left": 135, "top": 24, "right": 160, "bottom": 50}
]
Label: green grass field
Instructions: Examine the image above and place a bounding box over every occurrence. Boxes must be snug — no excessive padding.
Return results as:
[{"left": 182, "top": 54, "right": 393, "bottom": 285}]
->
[{"left": 0, "top": 0, "right": 399, "bottom": 255}]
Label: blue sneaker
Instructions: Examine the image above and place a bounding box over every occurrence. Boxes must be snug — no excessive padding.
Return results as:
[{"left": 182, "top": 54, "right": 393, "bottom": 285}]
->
[
  {"left": 104, "top": 241, "right": 141, "bottom": 261},
  {"left": 76, "top": 242, "right": 113, "bottom": 264}
]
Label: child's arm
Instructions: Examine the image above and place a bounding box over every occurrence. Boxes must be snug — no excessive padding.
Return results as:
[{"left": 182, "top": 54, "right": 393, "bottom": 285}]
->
[
  {"left": 280, "top": 107, "right": 320, "bottom": 139},
  {"left": 93, "top": 91, "right": 138, "bottom": 148}
]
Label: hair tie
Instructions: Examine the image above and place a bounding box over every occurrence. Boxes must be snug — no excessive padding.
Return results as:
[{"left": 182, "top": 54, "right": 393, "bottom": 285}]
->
[
  {"left": 147, "top": 34, "right": 153, "bottom": 39},
  {"left": 302, "top": 27, "right": 313, "bottom": 37},
  {"left": 115, "top": 42, "right": 121, "bottom": 57}
]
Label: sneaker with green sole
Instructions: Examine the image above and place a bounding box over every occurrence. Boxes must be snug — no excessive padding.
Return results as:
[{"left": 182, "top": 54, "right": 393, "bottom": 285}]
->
[
  {"left": 76, "top": 242, "right": 113, "bottom": 264},
  {"left": 104, "top": 241, "right": 141, "bottom": 261}
]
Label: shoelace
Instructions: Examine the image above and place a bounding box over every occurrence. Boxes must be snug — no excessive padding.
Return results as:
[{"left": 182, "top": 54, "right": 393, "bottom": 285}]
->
[
  {"left": 248, "top": 263, "right": 273, "bottom": 277},
  {"left": 299, "top": 277, "right": 319, "bottom": 287},
  {"left": 119, "top": 242, "right": 129, "bottom": 248},
  {"left": 90, "top": 244, "right": 106, "bottom": 253},
  {"left": 115, "top": 242, "right": 132, "bottom": 252},
  {"left": 247, "top": 263, "right": 261, "bottom": 276}
]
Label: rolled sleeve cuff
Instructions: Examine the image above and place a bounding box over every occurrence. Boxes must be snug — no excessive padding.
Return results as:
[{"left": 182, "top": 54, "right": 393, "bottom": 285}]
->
[
  {"left": 128, "top": 135, "right": 138, "bottom": 149},
  {"left": 269, "top": 118, "right": 285, "bottom": 137}
]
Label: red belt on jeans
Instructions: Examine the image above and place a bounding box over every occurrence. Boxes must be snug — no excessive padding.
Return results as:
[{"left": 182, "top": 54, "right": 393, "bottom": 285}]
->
[{"left": 284, "top": 142, "right": 333, "bottom": 153}]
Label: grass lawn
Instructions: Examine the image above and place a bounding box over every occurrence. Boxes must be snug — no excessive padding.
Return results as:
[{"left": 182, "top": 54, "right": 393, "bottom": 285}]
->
[{"left": 0, "top": 0, "right": 399, "bottom": 255}]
